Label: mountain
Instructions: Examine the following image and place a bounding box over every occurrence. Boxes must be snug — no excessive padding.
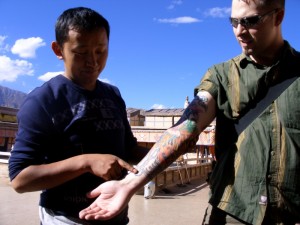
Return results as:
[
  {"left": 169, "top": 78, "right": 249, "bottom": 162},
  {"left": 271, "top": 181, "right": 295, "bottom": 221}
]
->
[{"left": 0, "top": 85, "right": 27, "bottom": 109}]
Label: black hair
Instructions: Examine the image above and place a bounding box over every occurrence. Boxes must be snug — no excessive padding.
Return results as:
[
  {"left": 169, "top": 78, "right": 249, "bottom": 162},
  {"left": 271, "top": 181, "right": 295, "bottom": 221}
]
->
[
  {"left": 240, "top": 0, "right": 285, "bottom": 9},
  {"left": 55, "top": 7, "right": 110, "bottom": 47},
  {"left": 259, "top": 0, "right": 285, "bottom": 8}
]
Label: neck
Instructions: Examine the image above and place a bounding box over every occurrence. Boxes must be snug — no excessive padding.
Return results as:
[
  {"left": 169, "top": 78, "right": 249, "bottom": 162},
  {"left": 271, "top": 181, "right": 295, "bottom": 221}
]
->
[{"left": 250, "top": 39, "right": 285, "bottom": 66}]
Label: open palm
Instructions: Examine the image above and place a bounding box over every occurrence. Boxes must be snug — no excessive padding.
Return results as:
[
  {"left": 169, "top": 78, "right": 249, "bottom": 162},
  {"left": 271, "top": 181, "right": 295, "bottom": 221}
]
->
[{"left": 79, "top": 180, "right": 133, "bottom": 221}]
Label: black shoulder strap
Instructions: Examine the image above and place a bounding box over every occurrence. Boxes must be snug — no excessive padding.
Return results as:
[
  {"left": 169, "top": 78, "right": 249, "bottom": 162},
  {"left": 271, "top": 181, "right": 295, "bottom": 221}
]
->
[{"left": 235, "top": 76, "right": 298, "bottom": 135}]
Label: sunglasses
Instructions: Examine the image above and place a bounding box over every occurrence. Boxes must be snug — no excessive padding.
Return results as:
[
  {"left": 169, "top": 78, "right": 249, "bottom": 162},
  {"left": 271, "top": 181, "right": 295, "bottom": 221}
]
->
[{"left": 229, "top": 8, "right": 279, "bottom": 28}]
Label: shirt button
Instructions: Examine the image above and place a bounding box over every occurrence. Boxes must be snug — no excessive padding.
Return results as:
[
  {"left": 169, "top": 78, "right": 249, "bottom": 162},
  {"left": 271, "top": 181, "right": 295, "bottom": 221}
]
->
[
  {"left": 271, "top": 151, "right": 275, "bottom": 156},
  {"left": 267, "top": 174, "right": 272, "bottom": 179},
  {"left": 259, "top": 195, "right": 268, "bottom": 205},
  {"left": 272, "top": 128, "right": 276, "bottom": 133},
  {"left": 270, "top": 109, "right": 273, "bottom": 113}
]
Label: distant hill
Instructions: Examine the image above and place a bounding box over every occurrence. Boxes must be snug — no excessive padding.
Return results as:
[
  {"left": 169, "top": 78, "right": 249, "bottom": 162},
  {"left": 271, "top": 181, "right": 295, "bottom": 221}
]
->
[{"left": 0, "top": 85, "right": 27, "bottom": 109}]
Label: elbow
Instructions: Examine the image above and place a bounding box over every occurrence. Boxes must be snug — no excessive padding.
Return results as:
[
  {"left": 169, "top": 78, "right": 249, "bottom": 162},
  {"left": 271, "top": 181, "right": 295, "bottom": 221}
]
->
[{"left": 10, "top": 178, "right": 28, "bottom": 193}]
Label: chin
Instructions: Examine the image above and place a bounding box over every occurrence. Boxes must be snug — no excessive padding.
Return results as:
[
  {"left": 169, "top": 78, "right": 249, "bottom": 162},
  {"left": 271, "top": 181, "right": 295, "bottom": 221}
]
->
[{"left": 243, "top": 47, "right": 253, "bottom": 56}]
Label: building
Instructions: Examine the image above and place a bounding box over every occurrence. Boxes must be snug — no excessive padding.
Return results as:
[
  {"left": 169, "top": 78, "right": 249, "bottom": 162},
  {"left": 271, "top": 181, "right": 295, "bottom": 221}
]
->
[
  {"left": 0, "top": 106, "right": 18, "bottom": 152},
  {"left": 129, "top": 107, "right": 216, "bottom": 158},
  {"left": 126, "top": 108, "right": 145, "bottom": 126}
]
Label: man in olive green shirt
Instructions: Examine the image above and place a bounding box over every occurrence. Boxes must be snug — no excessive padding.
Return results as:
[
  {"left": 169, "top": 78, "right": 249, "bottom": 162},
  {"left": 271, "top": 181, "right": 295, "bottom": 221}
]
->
[
  {"left": 197, "top": 39, "right": 299, "bottom": 224},
  {"left": 77, "top": 0, "right": 299, "bottom": 224}
]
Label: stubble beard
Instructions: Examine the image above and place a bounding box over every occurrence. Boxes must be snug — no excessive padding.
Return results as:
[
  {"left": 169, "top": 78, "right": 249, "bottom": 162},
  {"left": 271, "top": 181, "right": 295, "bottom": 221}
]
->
[{"left": 242, "top": 46, "right": 252, "bottom": 56}]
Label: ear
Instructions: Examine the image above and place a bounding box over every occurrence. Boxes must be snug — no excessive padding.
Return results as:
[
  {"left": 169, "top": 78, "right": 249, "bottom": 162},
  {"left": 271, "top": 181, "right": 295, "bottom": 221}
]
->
[
  {"left": 51, "top": 41, "right": 63, "bottom": 60},
  {"left": 275, "top": 9, "right": 285, "bottom": 26}
]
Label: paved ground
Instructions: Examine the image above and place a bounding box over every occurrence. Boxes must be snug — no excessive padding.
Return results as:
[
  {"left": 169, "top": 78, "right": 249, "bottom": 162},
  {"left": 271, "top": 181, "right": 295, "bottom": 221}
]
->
[
  {"left": 128, "top": 179, "right": 210, "bottom": 225},
  {"left": 1, "top": 170, "right": 210, "bottom": 225}
]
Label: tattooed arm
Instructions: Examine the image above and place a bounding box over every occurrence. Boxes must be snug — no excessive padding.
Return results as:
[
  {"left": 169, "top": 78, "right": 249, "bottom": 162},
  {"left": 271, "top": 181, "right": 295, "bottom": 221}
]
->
[
  {"left": 136, "top": 91, "right": 216, "bottom": 181},
  {"left": 79, "top": 91, "right": 216, "bottom": 221}
]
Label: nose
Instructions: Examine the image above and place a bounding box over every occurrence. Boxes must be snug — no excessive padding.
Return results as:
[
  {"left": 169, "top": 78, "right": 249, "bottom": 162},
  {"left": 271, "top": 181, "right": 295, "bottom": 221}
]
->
[
  {"left": 235, "top": 24, "right": 247, "bottom": 36},
  {"left": 86, "top": 53, "right": 98, "bottom": 67}
]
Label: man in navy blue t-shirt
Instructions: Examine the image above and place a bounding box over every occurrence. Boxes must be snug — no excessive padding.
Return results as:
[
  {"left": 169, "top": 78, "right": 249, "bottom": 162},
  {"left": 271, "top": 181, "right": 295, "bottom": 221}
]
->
[{"left": 9, "top": 7, "right": 147, "bottom": 225}]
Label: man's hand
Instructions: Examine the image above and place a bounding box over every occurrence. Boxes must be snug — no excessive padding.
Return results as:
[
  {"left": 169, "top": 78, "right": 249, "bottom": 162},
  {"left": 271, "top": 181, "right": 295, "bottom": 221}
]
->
[
  {"left": 87, "top": 154, "right": 137, "bottom": 180},
  {"left": 79, "top": 180, "right": 134, "bottom": 220}
]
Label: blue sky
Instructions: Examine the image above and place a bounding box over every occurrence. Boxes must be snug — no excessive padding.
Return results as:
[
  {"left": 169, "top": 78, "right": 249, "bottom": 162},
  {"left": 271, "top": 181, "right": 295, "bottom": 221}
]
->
[{"left": 0, "top": 0, "right": 299, "bottom": 109}]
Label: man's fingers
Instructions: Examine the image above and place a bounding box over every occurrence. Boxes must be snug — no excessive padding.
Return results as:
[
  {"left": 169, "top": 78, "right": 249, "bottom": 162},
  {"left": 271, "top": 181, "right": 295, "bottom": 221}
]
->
[
  {"left": 118, "top": 159, "right": 138, "bottom": 174},
  {"left": 94, "top": 210, "right": 118, "bottom": 220},
  {"left": 81, "top": 210, "right": 117, "bottom": 221},
  {"left": 86, "top": 186, "right": 102, "bottom": 198},
  {"left": 79, "top": 206, "right": 113, "bottom": 221}
]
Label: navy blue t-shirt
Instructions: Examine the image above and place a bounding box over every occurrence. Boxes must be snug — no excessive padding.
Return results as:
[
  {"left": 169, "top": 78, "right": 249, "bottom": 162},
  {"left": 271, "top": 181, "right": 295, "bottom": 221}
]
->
[{"left": 9, "top": 75, "right": 136, "bottom": 223}]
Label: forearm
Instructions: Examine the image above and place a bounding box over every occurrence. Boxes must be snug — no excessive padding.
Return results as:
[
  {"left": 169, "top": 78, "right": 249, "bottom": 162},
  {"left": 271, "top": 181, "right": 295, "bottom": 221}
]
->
[
  {"left": 123, "top": 91, "right": 216, "bottom": 190},
  {"left": 138, "top": 120, "right": 199, "bottom": 181},
  {"left": 11, "top": 154, "right": 89, "bottom": 193},
  {"left": 119, "top": 120, "right": 200, "bottom": 194}
]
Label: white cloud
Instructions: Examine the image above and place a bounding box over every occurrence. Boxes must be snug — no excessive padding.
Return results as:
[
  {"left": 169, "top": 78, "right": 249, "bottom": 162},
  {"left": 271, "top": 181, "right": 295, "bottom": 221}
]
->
[
  {"left": 155, "top": 16, "right": 201, "bottom": 24},
  {"left": 99, "top": 78, "right": 111, "bottom": 84},
  {"left": 0, "top": 36, "right": 6, "bottom": 43},
  {"left": 152, "top": 104, "right": 166, "bottom": 109},
  {"left": 204, "top": 7, "right": 231, "bottom": 18},
  {"left": 11, "top": 37, "right": 46, "bottom": 58},
  {"left": 38, "top": 73, "right": 112, "bottom": 85},
  {"left": 0, "top": 55, "right": 34, "bottom": 82},
  {"left": 167, "top": 0, "right": 183, "bottom": 10},
  {"left": 38, "top": 71, "right": 63, "bottom": 81},
  {"left": 0, "top": 35, "right": 9, "bottom": 53}
]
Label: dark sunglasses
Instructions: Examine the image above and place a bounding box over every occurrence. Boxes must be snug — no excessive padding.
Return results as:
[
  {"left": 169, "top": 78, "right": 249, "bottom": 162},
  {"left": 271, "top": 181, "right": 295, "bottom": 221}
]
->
[{"left": 229, "top": 8, "right": 279, "bottom": 28}]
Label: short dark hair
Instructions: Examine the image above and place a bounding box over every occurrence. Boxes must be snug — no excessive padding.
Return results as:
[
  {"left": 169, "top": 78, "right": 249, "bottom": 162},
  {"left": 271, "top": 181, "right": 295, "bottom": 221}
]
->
[
  {"left": 239, "top": 0, "right": 285, "bottom": 9},
  {"left": 258, "top": 0, "right": 285, "bottom": 8},
  {"left": 55, "top": 7, "right": 110, "bottom": 47}
]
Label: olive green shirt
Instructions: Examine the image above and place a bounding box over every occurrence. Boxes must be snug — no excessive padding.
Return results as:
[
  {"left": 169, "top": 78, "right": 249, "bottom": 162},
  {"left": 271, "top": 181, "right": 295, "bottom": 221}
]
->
[{"left": 195, "top": 41, "right": 300, "bottom": 225}]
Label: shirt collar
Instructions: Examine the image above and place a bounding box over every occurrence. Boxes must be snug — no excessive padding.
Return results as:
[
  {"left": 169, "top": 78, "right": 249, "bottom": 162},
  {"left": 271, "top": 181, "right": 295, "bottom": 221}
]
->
[
  {"left": 238, "top": 41, "right": 292, "bottom": 69},
  {"left": 238, "top": 54, "right": 252, "bottom": 69}
]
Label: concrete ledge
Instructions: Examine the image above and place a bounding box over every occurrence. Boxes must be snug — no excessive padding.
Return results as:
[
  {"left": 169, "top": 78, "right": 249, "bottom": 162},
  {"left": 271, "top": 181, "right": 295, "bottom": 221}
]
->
[
  {"left": 155, "top": 163, "right": 211, "bottom": 189},
  {"left": 0, "top": 152, "right": 10, "bottom": 164},
  {"left": 135, "top": 162, "right": 211, "bottom": 196}
]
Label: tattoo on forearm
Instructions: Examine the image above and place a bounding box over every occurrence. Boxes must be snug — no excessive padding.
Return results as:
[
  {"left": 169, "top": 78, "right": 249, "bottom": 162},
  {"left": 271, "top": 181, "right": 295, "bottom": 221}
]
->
[{"left": 136, "top": 95, "right": 209, "bottom": 180}]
